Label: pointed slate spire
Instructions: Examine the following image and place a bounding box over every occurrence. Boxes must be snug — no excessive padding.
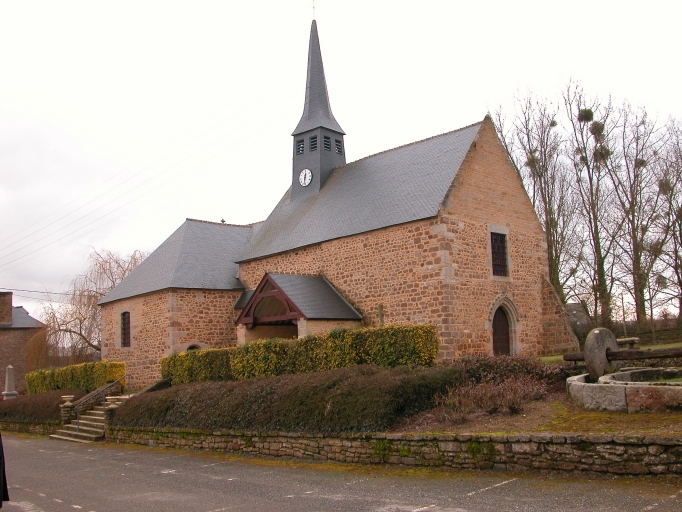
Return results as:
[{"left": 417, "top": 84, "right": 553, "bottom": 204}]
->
[{"left": 292, "top": 20, "right": 345, "bottom": 136}]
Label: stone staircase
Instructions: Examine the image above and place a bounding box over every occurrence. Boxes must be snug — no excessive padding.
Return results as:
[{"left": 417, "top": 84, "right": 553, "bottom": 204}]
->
[{"left": 50, "top": 396, "right": 129, "bottom": 444}]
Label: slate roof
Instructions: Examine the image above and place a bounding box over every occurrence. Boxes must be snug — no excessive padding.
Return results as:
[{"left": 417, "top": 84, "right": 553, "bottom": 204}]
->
[
  {"left": 0, "top": 306, "right": 44, "bottom": 330},
  {"left": 238, "top": 121, "right": 483, "bottom": 262},
  {"left": 100, "top": 219, "right": 256, "bottom": 305},
  {"left": 292, "top": 20, "right": 344, "bottom": 136},
  {"left": 233, "top": 290, "right": 254, "bottom": 309},
  {"left": 269, "top": 274, "right": 361, "bottom": 320}
]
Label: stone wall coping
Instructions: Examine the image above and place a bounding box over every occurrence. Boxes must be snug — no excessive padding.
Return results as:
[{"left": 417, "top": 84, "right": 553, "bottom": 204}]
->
[{"left": 106, "top": 425, "right": 682, "bottom": 446}]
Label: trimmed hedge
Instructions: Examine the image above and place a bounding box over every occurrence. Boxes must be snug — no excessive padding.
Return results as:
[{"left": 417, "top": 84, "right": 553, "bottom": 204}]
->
[
  {"left": 161, "top": 324, "right": 439, "bottom": 385},
  {"left": 113, "top": 364, "right": 462, "bottom": 433},
  {"left": 0, "top": 390, "right": 86, "bottom": 423},
  {"left": 25, "top": 361, "right": 126, "bottom": 394}
]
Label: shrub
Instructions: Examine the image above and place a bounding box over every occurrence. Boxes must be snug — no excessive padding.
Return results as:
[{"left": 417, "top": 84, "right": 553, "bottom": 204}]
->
[
  {"left": 25, "top": 361, "right": 126, "bottom": 394},
  {"left": 113, "top": 363, "right": 461, "bottom": 433},
  {"left": 230, "top": 338, "right": 292, "bottom": 380},
  {"left": 160, "top": 324, "right": 440, "bottom": 384},
  {"left": 450, "top": 355, "right": 565, "bottom": 385},
  {"left": 160, "top": 349, "right": 234, "bottom": 385},
  {"left": 436, "top": 374, "right": 549, "bottom": 422},
  {"left": 0, "top": 390, "right": 86, "bottom": 423}
]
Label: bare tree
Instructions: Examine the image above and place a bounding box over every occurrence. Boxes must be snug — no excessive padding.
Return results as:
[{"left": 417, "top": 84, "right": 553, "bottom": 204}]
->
[
  {"left": 41, "top": 248, "right": 147, "bottom": 356},
  {"left": 564, "top": 83, "right": 621, "bottom": 328},
  {"left": 660, "top": 121, "right": 682, "bottom": 325},
  {"left": 605, "top": 104, "right": 669, "bottom": 329}
]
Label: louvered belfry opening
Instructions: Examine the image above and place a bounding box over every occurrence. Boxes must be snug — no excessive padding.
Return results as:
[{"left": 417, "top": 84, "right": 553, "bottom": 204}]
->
[
  {"left": 492, "top": 307, "right": 510, "bottom": 356},
  {"left": 236, "top": 276, "right": 302, "bottom": 329},
  {"left": 491, "top": 232, "right": 508, "bottom": 276}
]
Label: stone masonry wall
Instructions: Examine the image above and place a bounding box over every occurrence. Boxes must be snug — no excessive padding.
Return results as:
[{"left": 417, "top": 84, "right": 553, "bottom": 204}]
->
[
  {"left": 101, "top": 289, "right": 242, "bottom": 389},
  {"left": 239, "top": 118, "right": 576, "bottom": 359},
  {"left": 107, "top": 427, "right": 682, "bottom": 476},
  {"left": 0, "top": 327, "right": 42, "bottom": 393}
]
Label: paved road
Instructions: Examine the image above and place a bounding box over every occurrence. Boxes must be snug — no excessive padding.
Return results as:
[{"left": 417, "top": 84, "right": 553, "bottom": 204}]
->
[{"left": 2, "top": 434, "right": 681, "bottom": 512}]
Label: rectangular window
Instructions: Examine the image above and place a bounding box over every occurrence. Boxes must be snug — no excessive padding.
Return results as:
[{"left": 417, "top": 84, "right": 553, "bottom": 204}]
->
[
  {"left": 121, "top": 312, "right": 131, "bottom": 348},
  {"left": 323, "top": 135, "right": 331, "bottom": 151},
  {"left": 335, "top": 139, "right": 343, "bottom": 154},
  {"left": 295, "top": 139, "right": 304, "bottom": 155},
  {"left": 491, "top": 233, "right": 508, "bottom": 277},
  {"left": 309, "top": 135, "right": 318, "bottom": 151}
]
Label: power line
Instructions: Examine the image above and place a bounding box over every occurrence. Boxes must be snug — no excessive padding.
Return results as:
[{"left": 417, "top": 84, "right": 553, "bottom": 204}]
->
[
  {"left": 0, "top": 101, "right": 294, "bottom": 270},
  {"left": 0, "top": 90, "right": 290, "bottom": 256},
  {"left": 0, "top": 287, "right": 70, "bottom": 296}
]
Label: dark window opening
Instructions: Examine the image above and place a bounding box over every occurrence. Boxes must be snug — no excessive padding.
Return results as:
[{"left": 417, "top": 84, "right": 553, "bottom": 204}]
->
[
  {"left": 491, "top": 232, "right": 508, "bottom": 276},
  {"left": 187, "top": 345, "right": 200, "bottom": 351},
  {"left": 335, "top": 139, "right": 343, "bottom": 154},
  {"left": 323, "top": 135, "right": 331, "bottom": 151},
  {"left": 121, "top": 312, "right": 131, "bottom": 348},
  {"left": 296, "top": 139, "right": 304, "bottom": 155},
  {"left": 309, "top": 135, "right": 318, "bottom": 151}
]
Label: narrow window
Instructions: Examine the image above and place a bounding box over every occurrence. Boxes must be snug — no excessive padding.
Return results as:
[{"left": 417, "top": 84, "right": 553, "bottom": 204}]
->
[
  {"left": 323, "top": 135, "right": 331, "bottom": 151},
  {"left": 335, "top": 139, "right": 343, "bottom": 155},
  {"left": 121, "top": 312, "right": 131, "bottom": 348},
  {"left": 296, "top": 139, "right": 304, "bottom": 155},
  {"left": 491, "top": 233, "right": 508, "bottom": 277},
  {"left": 309, "top": 135, "right": 318, "bottom": 151}
]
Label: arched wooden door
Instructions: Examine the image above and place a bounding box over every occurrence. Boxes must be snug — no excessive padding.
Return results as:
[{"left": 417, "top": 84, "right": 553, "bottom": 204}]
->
[{"left": 493, "top": 307, "right": 510, "bottom": 356}]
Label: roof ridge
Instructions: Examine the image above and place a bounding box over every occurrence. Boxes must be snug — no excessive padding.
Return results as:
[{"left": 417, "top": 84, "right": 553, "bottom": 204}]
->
[
  {"left": 342, "top": 118, "right": 483, "bottom": 168},
  {"left": 185, "top": 218, "right": 260, "bottom": 228}
]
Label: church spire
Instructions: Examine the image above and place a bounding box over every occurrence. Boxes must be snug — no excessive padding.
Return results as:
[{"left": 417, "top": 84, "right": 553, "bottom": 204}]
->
[{"left": 292, "top": 20, "right": 345, "bottom": 136}]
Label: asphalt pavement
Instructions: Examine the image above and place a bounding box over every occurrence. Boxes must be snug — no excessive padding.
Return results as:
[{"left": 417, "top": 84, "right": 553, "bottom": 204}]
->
[{"left": 2, "top": 433, "right": 681, "bottom": 512}]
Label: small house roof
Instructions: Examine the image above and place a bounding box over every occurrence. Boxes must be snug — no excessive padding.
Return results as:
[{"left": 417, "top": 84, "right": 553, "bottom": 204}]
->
[
  {"left": 100, "top": 219, "right": 256, "bottom": 305},
  {"left": 0, "top": 306, "right": 44, "bottom": 330},
  {"left": 238, "top": 120, "right": 483, "bottom": 262},
  {"left": 269, "top": 274, "right": 361, "bottom": 320},
  {"left": 236, "top": 274, "right": 361, "bottom": 327}
]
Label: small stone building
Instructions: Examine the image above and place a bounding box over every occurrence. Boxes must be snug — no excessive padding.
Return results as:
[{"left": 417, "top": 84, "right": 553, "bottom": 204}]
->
[
  {"left": 100, "top": 20, "right": 578, "bottom": 388},
  {"left": 0, "top": 292, "right": 44, "bottom": 392}
]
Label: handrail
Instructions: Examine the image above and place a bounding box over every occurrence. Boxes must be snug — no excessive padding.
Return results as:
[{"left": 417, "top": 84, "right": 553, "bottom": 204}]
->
[{"left": 74, "top": 374, "right": 130, "bottom": 433}]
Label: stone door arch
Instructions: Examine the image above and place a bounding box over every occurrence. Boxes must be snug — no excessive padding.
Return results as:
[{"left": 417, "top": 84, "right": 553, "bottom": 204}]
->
[{"left": 487, "top": 294, "right": 521, "bottom": 356}]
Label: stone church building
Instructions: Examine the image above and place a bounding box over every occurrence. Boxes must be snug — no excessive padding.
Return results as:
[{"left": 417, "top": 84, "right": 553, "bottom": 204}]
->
[{"left": 100, "top": 21, "right": 578, "bottom": 388}]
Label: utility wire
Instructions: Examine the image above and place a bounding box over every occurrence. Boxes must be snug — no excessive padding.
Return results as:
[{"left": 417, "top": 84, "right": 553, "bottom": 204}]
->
[
  {"left": 0, "top": 72, "right": 290, "bottom": 255},
  {"left": 0, "top": 287, "right": 70, "bottom": 296},
  {"left": 0, "top": 100, "right": 294, "bottom": 269}
]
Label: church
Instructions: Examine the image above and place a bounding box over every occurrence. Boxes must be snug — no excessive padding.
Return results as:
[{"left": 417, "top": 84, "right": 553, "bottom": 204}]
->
[{"left": 100, "top": 20, "right": 578, "bottom": 388}]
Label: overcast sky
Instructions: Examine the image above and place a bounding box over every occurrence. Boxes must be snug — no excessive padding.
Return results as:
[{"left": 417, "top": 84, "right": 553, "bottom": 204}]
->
[{"left": 1, "top": 0, "right": 680, "bottom": 316}]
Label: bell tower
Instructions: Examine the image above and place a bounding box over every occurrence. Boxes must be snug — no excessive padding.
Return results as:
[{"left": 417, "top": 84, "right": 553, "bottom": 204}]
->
[{"left": 291, "top": 20, "right": 345, "bottom": 201}]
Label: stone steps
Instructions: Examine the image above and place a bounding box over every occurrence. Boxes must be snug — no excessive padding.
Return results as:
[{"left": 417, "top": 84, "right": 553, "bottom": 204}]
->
[{"left": 49, "top": 395, "right": 130, "bottom": 444}]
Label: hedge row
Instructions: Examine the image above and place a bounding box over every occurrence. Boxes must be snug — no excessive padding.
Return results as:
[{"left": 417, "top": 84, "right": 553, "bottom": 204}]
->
[
  {"left": 161, "top": 324, "right": 439, "bottom": 384},
  {"left": 25, "top": 361, "right": 126, "bottom": 394},
  {"left": 114, "top": 356, "right": 566, "bottom": 433},
  {"left": 113, "top": 364, "right": 461, "bottom": 433},
  {"left": 0, "top": 390, "right": 86, "bottom": 422}
]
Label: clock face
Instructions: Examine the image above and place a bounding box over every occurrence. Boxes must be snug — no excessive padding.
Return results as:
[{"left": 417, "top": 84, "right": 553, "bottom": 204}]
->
[{"left": 299, "top": 168, "right": 312, "bottom": 187}]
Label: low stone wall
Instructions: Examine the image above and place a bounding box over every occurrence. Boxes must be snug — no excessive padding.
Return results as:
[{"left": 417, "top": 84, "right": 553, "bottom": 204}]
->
[
  {"left": 108, "top": 426, "right": 682, "bottom": 475},
  {"left": 0, "top": 420, "right": 60, "bottom": 436}
]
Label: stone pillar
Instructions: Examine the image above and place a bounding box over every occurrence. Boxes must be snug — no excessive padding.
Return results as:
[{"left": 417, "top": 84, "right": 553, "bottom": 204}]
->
[
  {"left": 2, "top": 365, "right": 18, "bottom": 400},
  {"left": 60, "top": 395, "right": 75, "bottom": 424}
]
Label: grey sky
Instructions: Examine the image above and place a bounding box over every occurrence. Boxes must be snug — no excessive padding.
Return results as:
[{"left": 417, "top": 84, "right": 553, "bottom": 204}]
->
[{"left": 1, "top": 0, "right": 680, "bottom": 315}]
